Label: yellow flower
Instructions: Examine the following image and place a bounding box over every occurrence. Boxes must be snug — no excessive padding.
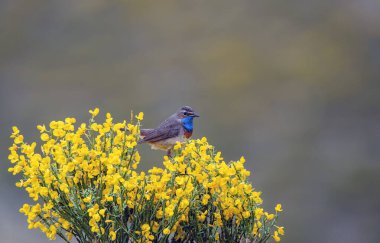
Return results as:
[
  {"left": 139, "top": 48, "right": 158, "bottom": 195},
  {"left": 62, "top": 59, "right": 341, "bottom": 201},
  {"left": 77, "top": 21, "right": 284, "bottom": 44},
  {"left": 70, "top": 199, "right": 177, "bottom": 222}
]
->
[
  {"left": 165, "top": 205, "right": 175, "bottom": 217},
  {"left": 202, "top": 194, "right": 210, "bottom": 205},
  {"left": 175, "top": 176, "right": 185, "bottom": 185},
  {"left": 173, "top": 141, "right": 182, "bottom": 150},
  {"left": 197, "top": 212, "right": 207, "bottom": 222},
  {"left": 277, "top": 226, "right": 285, "bottom": 235},
  {"left": 136, "top": 112, "right": 144, "bottom": 120},
  {"left": 53, "top": 129, "right": 65, "bottom": 137},
  {"left": 99, "top": 209, "right": 106, "bottom": 217},
  {"left": 37, "top": 125, "right": 46, "bottom": 133},
  {"left": 255, "top": 208, "right": 264, "bottom": 219},
  {"left": 83, "top": 196, "right": 91, "bottom": 203},
  {"left": 66, "top": 232, "right": 73, "bottom": 241},
  {"left": 215, "top": 232, "right": 220, "bottom": 241},
  {"left": 179, "top": 199, "right": 189, "bottom": 210},
  {"left": 163, "top": 228, "right": 170, "bottom": 235},
  {"left": 175, "top": 188, "right": 184, "bottom": 197},
  {"left": 242, "top": 211, "right": 251, "bottom": 219},
  {"left": 40, "top": 133, "right": 49, "bottom": 141},
  {"left": 59, "top": 183, "right": 69, "bottom": 194},
  {"left": 93, "top": 214, "right": 101, "bottom": 222},
  {"left": 152, "top": 221, "right": 160, "bottom": 233},
  {"left": 89, "top": 107, "right": 100, "bottom": 117},
  {"left": 141, "top": 224, "right": 150, "bottom": 232},
  {"left": 11, "top": 126, "right": 20, "bottom": 138},
  {"left": 273, "top": 231, "right": 281, "bottom": 242},
  {"left": 19, "top": 204, "right": 30, "bottom": 214},
  {"left": 265, "top": 212, "right": 275, "bottom": 220},
  {"left": 109, "top": 230, "right": 117, "bottom": 240},
  {"left": 14, "top": 135, "right": 24, "bottom": 144},
  {"left": 275, "top": 204, "right": 283, "bottom": 212},
  {"left": 154, "top": 209, "right": 164, "bottom": 220}
]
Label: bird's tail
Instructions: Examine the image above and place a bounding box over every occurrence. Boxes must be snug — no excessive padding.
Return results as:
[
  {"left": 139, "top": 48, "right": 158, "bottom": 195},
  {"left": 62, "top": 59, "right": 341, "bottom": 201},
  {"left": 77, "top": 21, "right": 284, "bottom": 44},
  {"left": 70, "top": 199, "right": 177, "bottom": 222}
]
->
[
  {"left": 138, "top": 129, "right": 154, "bottom": 144},
  {"left": 140, "top": 129, "right": 154, "bottom": 137}
]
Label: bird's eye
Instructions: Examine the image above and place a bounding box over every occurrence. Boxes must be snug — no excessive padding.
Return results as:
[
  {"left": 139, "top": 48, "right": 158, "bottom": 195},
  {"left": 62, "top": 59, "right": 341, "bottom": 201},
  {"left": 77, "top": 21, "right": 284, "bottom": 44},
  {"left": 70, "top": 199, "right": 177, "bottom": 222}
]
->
[{"left": 184, "top": 112, "right": 189, "bottom": 116}]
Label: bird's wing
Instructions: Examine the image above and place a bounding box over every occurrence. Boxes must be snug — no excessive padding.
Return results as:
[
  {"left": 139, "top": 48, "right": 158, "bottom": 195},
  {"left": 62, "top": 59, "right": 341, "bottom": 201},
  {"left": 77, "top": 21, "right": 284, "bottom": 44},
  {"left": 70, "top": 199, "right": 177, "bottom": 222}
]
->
[
  {"left": 140, "top": 117, "right": 181, "bottom": 143},
  {"left": 140, "top": 129, "right": 154, "bottom": 137},
  {"left": 157, "top": 113, "right": 177, "bottom": 128}
]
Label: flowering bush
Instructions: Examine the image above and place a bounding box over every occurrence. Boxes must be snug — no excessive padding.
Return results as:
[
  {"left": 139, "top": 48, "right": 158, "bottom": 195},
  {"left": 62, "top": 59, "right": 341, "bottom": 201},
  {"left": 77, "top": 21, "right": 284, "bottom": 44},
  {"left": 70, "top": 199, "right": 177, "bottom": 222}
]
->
[{"left": 8, "top": 108, "right": 284, "bottom": 242}]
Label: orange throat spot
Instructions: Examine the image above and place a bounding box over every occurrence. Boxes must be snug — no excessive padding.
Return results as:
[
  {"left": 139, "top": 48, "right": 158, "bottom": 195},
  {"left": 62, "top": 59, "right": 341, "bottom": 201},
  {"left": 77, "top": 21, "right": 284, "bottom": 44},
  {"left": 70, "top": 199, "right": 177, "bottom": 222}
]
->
[{"left": 184, "top": 131, "right": 192, "bottom": 139}]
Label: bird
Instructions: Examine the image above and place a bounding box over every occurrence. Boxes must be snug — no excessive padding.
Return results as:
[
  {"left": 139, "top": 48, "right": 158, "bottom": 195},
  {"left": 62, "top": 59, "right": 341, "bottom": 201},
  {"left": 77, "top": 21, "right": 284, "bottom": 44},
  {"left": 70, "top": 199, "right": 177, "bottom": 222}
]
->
[{"left": 139, "top": 106, "right": 199, "bottom": 156}]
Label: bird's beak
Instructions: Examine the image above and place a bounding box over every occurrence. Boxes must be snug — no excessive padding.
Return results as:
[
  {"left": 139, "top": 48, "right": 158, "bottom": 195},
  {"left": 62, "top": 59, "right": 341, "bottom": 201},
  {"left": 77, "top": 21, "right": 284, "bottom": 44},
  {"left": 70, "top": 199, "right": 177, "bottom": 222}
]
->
[{"left": 191, "top": 112, "right": 200, "bottom": 117}]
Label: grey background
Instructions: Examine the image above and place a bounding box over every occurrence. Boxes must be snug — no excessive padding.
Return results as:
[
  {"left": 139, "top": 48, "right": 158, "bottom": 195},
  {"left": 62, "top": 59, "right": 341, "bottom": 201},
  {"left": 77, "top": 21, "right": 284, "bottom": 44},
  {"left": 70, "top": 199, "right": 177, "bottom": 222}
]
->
[{"left": 1, "top": 1, "right": 379, "bottom": 242}]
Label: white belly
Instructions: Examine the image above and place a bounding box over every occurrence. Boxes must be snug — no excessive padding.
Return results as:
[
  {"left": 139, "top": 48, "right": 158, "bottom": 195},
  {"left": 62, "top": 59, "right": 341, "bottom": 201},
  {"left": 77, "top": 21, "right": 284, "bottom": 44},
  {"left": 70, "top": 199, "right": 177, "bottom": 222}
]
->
[{"left": 149, "top": 134, "right": 185, "bottom": 151}]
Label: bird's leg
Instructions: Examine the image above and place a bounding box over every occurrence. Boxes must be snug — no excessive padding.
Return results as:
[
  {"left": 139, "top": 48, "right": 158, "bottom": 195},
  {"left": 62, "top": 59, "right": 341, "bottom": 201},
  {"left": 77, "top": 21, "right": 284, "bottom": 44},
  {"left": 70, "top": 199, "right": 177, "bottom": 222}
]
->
[{"left": 166, "top": 149, "right": 172, "bottom": 158}]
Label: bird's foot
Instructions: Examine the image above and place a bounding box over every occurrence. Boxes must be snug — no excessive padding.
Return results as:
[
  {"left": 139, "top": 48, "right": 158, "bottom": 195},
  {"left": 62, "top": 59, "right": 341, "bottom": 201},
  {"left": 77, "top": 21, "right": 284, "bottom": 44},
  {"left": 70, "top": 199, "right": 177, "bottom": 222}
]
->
[{"left": 166, "top": 149, "right": 172, "bottom": 158}]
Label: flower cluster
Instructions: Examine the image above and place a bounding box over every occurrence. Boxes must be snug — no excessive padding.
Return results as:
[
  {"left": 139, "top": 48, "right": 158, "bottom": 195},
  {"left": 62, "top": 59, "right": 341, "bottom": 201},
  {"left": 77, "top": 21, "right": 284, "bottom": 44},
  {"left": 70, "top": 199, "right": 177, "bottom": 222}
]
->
[{"left": 8, "top": 108, "right": 284, "bottom": 242}]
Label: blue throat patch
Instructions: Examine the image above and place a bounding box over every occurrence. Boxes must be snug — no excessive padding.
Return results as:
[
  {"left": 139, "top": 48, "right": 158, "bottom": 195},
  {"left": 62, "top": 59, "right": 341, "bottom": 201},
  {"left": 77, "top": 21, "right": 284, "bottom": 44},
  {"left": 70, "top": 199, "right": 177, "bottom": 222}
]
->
[{"left": 181, "top": 117, "right": 194, "bottom": 132}]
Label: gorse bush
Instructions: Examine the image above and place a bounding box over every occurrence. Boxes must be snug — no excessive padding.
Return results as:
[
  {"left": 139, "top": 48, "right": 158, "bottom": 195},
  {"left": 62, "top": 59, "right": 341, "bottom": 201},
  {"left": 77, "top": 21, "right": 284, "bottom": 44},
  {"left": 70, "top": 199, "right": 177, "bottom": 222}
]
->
[{"left": 8, "top": 108, "right": 284, "bottom": 242}]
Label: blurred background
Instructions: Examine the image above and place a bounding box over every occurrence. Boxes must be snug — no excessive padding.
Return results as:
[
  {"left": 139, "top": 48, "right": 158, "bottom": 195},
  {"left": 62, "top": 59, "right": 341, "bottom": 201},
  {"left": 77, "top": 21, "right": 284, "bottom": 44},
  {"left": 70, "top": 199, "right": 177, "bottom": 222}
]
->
[{"left": 1, "top": 0, "right": 379, "bottom": 242}]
